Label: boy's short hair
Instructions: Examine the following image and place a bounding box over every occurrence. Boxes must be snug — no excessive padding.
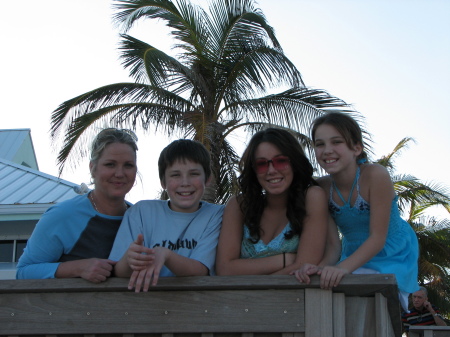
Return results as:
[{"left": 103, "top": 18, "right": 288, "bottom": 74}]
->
[{"left": 158, "top": 139, "right": 212, "bottom": 182}]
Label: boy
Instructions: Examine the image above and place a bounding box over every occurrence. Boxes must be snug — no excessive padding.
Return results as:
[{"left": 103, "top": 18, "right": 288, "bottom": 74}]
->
[{"left": 109, "top": 139, "right": 224, "bottom": 292}]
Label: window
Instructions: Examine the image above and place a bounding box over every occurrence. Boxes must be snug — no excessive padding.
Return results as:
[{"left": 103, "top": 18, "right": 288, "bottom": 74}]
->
[
  {"left": 0, "top": 240, "right": 13, "bottom": 262},
  {"left": 0, "top": 240, "right": 27, "bottom": 262},
  {"left": 15, "top": 240, "right": 27, "bottom": 262}
]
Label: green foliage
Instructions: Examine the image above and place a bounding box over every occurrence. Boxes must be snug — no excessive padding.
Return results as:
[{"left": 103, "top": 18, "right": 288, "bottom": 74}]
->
[{"left": 376, "top": 138, "right": 450, "bottom": 316}]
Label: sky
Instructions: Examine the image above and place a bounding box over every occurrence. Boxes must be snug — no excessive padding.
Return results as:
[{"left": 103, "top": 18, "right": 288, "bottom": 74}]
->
[{"left": 1, "top": 0, "right": 449, "bottom": 219}]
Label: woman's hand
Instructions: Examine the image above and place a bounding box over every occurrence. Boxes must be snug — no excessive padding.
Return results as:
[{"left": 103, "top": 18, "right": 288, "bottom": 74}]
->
[
  {"left": 319, "top": 265, "right": 349, "bottom": 290},
  {"left": 57, "top": 258, "right": 116, "bottom": 283},
  {"left": 291, "top": 263, "right": 321, "bottom": 284},
  {"left": 79, "top": 258, "right": 116, "bottom": 283}
]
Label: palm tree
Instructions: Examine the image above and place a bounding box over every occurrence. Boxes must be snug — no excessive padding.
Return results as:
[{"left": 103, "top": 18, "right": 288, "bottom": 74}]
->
[
  {"left": 50, "top": 0, "right": 357, "bottom": 203},
  {"left": 376, "top": 137, "right": 450, "bottom": 317}
]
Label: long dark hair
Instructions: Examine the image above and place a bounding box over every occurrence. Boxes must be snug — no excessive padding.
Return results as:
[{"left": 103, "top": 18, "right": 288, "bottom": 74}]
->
[{"left": 238, "top": 128, "right": 317, "bottom": 242}]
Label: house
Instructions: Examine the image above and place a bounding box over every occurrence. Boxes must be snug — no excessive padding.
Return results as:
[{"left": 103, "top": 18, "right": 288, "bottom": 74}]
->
[{"left": 0, "top": 129, "right": 82, "bottom": 279}]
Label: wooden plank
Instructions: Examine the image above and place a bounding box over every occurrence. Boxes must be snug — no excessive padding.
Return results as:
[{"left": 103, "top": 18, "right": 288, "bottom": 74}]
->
[
  {"left": 0, "top": 289, "right": 305, "bottom": 335},
  {"left": 433, "top": 332, "right": 450, "bottom": 337},
  {"left": 304, "top": 289, "right": 332, "bottom": 337},
  {"left": 332, "top": 293, "right": 346, "bottom": 337},
  {"left": 0, "top": 275, "right": 402, "bottom": 337},
  {"left": 345, "top": 297, "right": 375, "bottom": 337},
  {"left": 0, "top": 274, "right": 401, "bottom": 333},
  {"left": 0, "top": 274, "right": 398, "bottom": 296},
  {"left": 375, "top": 293, "right": 395, "bottom": 337},
  {"left": 409, "top": 326, "right": 450, "bottom": 337}
]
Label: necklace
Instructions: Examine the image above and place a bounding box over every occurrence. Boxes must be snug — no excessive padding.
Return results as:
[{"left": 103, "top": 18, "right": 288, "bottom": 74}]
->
[
  {"left": 89, "top": 192, "right": 100, "bottom": 212},
  {"left": 89, "top": 191, "right": 128, "bottom": 215}
]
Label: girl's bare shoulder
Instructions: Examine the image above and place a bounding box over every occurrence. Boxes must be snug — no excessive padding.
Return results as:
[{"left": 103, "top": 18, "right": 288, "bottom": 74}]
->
[
  {"left": 315, "top": 175, "right": 332, "bottom": 190},
  {"left": 359, "top": 164, "right": 394, "bottom": 198},
  {"left": 306, "top": 184, "right": 326, "bottom": 197},
  {"left": 360, "top": 163, "right": 391, "bottom": 180}
]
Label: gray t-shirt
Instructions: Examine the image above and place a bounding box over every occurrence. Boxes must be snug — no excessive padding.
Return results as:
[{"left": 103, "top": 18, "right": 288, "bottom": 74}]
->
[{"left": 109, "top": 200, "right": 224, "bottom": 276}]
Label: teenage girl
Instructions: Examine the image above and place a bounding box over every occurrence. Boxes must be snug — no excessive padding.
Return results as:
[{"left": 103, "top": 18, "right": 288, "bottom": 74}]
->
[
  {"left": 293, "top": 112, "right": 419, "bottom": 310},
  {"left": 216, "top": 128, "right": 336, "bottom": 275}
]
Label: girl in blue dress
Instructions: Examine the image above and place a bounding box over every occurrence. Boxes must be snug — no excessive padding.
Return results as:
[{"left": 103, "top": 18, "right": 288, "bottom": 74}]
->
[
  {"left": 216, "top": 128, "right": 336, "bottom": 275},
  {"left": 293, "top": 112, "right": 419, "bottom": 310}
]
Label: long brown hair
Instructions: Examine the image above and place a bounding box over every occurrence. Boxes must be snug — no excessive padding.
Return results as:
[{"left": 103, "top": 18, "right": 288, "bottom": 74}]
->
[{"left": 238, "top": 128, "right": 317, "bottom": 242}]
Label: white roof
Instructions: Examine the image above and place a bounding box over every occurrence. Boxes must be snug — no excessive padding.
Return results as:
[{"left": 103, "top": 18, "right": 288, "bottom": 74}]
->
[
  {"left": 0, "top": 128, "right": 86, "bottom": 218},
  {"left": 0, "top": 158, "right": 83, "bottom": 215},
  {"left": 0, "top": 129, "right": 28, "bottom": 160},
  {"left": 0, "top": 129, "right": 38, "bottom": 169}
]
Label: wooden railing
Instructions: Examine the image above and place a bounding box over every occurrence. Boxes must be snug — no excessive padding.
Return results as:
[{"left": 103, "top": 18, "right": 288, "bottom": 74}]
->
[
  {"left": 0, "top": 274, "right": 401, "bottom": 337},
  {"left": 409, "top": 326, "right": 450, "bottom": 337}
]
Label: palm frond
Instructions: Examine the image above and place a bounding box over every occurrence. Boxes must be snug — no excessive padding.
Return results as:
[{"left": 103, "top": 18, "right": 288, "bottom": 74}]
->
[
  {"left": 392, "top": 174, "right": 450, "bottom": 217},
  {"left": 119, "top": 34, "right": 201, "bottom": 93},
  {"left": 208, "top": 0, "right": 281, "bottom": 54},
  {"left": 51, "top": 82, "right": 151, "bottom": 139},
  {"left": 375, "top": 137, "right": 415, "bottom": 173},
  {"left": 222, "top": 87, "right": 366, "bottom": 141},
  {"left": 52, "top": 83, "right": 193, "bottom": 131},
  {"left": 57, "top": 102, "right": 188, "bottom": 173},
  {"left": 214, "top": 137, "right": 240, "bottom": 204},
  {"left": 114, "top": 0, "right": 209, "bottom": 59},
  {"left": 411, "top": 216, "right": 450, "bottom": 316},
  {"left": 50, "top": 82, "right": 197, "bottom": 172},
  {"left": 218, "top": 44, "right": 304, "bottom": 103}
]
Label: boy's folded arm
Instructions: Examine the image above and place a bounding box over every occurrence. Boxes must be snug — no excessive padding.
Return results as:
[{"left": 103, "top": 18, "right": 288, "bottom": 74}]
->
[{"left": 164, "top": 249, "right": 209, "bottom": 276}]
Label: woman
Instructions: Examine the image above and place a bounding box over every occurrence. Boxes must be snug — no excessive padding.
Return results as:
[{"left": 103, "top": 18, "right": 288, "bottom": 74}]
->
[
  {"left": 16, "top": 128, "right": 138, "bottom": 283},
  {"left": 216, "top": 128, "right": 331, "bottom": 275}
]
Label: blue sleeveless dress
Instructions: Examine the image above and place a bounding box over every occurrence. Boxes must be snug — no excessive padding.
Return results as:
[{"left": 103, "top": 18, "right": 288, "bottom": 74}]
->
[
  {"left": 329, "top": 167, "right": 419, "bottom": 294},
  {"left": 240, "top": 224, "right": 299, "bottom": 258}
]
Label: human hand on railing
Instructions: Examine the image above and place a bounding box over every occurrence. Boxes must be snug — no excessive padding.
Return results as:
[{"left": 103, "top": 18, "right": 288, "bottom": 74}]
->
[
  {"left": 78, "top": 258, "right": 116, "bottom": 283},
  {"left": 291, "top": 263, "right": 321, "bottom": 284},
  {"left": 126, "top": 234, "right": 155, "bottom": 271},
  {"left": 318, "top": 265, "right": 349, "bottom": 290},
  {"left": 128, "top": 247, "right": 169, "bottom": 292}
]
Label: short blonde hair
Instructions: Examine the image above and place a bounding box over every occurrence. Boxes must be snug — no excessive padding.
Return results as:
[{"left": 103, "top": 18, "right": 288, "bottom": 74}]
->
[{"left": 90, "top": 128, "right": 138, "bottom": 164}]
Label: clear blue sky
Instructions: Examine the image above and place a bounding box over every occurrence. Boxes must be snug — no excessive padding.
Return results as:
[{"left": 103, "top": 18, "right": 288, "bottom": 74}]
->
[{"left": 1, "top": 0, "right": 449, "bottom": 218}]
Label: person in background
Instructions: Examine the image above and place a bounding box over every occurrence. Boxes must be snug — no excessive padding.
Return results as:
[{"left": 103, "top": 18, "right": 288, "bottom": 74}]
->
[
  {"left": 16, "top": 128, "right": 138, "bottom": 283},
  {"left": 402, "top": 286, "right": 447, "bottom": 336},
  {"left": 293, "top": 112, "right": 419, "bottom": 311},
  {"left": 215, "top": 128, "right": 335, "bottom": 275},
  {"left": 109, "top": 139, "right": 224, "bottom": 292}
]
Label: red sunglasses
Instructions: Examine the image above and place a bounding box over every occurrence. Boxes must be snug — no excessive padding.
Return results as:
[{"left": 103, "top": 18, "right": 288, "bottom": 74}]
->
[{"left": 254, "top": 155, "right": 290, "bottom": 174}]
